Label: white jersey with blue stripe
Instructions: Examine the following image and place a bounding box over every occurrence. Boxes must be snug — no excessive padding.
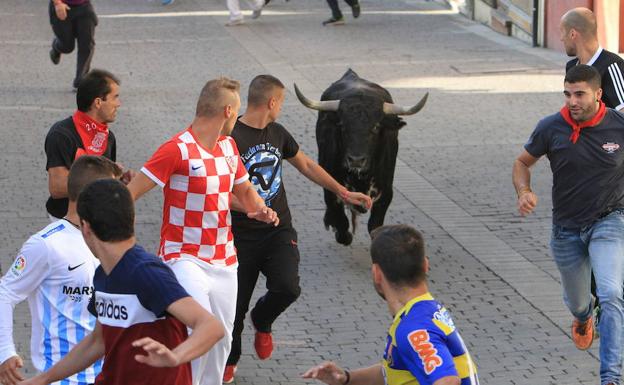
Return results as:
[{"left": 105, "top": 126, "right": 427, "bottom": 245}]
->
[{"left": 0, "top": 220, "right": 101, "bottom": 385}]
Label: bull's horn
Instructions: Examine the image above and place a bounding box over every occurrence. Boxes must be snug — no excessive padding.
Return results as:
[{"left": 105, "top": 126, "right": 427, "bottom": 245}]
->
[
  {"left": 293, "top": 83, "right": 340, "bottom": 112},
  {"left": 383, "top": 92, "right": 429, "bottom": 115}
]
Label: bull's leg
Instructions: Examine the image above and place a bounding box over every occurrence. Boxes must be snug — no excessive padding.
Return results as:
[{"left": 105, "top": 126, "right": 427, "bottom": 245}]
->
[
  {"left": 323, "top": 189, "right": 353, "bottom": 245},
  {"left": 368, "top": 188, "right": 393, "bottom": 234}
]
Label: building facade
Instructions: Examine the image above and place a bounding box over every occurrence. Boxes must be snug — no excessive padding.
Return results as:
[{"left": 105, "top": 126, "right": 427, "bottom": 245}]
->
[{"left": 451, "top": 0, "right": 624, "bottom": 53}]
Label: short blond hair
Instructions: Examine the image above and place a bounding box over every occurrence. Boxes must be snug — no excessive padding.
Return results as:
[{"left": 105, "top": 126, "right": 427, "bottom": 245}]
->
[{"left": 196, "top": 77, "right": 241, "bottom": 117}]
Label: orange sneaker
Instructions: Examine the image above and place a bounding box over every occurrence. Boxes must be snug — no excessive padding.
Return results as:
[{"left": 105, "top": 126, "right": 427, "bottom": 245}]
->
[
  {"left": 254, "top": 331, "right": 273, "bottom": 360},
  {"left": 571, "top": 317, "right": 594, "bottom": 350},
  {"left": 223, "top": 364, "right": 237, "bottom": 384}
]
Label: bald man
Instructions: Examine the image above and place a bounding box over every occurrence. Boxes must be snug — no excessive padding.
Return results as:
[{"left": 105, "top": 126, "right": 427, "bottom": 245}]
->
[{"left": 561, "top": 7, "right": 624, "bottom": 110}]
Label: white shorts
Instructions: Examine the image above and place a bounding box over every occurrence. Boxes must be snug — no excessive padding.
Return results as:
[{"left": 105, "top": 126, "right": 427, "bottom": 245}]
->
[{"left": 168, "top": 258, "right": 238, "bottom": 385}]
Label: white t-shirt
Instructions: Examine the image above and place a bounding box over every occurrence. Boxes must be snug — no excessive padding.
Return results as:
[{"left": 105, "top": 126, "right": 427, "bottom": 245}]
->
[{"left": 0, "top": 220, "right": 101, "bottom": 385}]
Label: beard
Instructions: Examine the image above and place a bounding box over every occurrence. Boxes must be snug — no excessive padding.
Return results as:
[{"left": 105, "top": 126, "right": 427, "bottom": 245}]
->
[
  {"left": 570, "top": 102, "right": 599, "bottom": 123},
  {"left": 565, "top": 46, "right": 577, "bottom": 57}
]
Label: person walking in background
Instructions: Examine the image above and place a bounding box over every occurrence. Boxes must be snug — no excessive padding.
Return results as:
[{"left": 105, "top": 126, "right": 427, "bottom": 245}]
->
[
  {"left": 225, "top": 0, "right": 267, "bottom": 26},
  {"left": 513, "top": 65, "right": 624, "bottom": 385},
  {"left": 303, "top": 225, "right": 478, "bottom": 385},
  {"left": 48, "top": 0, "right": 98, "bottom": 89},
  {"left": 322, "top": 0, "right": 360, "bottom": 26}
]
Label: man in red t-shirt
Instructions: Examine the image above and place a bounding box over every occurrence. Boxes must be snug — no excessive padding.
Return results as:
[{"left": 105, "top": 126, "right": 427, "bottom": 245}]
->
[{"left": 127, "top": 77, "right": 278, "bottom": 385}]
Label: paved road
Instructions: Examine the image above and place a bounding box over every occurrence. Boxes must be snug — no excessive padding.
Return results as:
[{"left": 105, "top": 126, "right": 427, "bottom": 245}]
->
[{"left": 0, "top": 0, "right": 601, "bottom": 384}]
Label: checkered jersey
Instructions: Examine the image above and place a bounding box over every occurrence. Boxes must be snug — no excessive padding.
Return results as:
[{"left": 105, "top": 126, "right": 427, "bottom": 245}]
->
[{"left": 141, "top": 128, "right": 248, "bottom": 267}]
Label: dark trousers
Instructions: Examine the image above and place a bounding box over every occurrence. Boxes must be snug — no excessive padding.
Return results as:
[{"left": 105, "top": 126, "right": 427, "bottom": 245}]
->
[
  {"left": 49, "top": 1, "right": 97, "bottom": 86},
  {"left": 227, "top": 226, "right": 301, "bottom": 365},
  {"left": 326, "top": 0, "right": 358, "bottom": 18}
]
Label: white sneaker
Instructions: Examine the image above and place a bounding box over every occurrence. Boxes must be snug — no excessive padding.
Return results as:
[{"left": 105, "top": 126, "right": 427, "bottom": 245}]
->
[{"left": 226, "top": 18, "right": 245, "bottom": 26}]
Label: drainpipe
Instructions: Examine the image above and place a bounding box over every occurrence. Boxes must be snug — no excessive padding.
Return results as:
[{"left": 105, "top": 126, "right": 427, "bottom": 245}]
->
[{"left": 532, "top": 0, "right": 539, "bottom": 47}]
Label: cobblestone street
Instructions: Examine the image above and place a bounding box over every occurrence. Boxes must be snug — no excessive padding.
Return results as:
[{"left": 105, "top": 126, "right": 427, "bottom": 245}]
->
[{"left": 0, "top": 1, "right": 600, "bottom": 384}]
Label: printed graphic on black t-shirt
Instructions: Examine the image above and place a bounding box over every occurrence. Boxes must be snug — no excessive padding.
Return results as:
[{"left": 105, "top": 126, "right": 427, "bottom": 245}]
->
[
  {"left": 231, "top": 119, "right": 299, "bottom": 232},
  {"left": 242, "top": 142, "right": 284, "bottom": 203}
]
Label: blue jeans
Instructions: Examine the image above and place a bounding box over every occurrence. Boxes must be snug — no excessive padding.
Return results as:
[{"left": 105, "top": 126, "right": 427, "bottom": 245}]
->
[{"left": 551, "top": 210, "right": 624, "bottom": 385}]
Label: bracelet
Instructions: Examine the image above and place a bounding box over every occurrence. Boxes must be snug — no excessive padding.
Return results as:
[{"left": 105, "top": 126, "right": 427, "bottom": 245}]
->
[
  {"left": 342, "top": 370, "right": 351, "bottom": 385},
  {"left": 517, "top": 186, "right": 532, "bottom": 197}
]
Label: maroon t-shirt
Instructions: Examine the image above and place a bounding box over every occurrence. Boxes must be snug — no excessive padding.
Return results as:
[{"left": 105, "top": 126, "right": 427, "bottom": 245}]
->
[{"left": 88, "top": 245, "right": 192, "bottom": 385}]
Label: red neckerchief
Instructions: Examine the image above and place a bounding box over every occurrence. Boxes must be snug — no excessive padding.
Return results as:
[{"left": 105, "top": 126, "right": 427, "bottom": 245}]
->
[
  {"left": 71, "top": 110, "right": 109, "bottom": 158},
  {"left": 560, "top": 100, "right": 607, "bottom": 144}
]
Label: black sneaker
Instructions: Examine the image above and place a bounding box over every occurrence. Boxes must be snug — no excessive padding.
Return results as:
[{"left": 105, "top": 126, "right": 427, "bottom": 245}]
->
[
  {"left": 49, "top": 47, "right": 60, "bottom": 65},
  {"left": 322, "top": 16, "right": 345, "bottom": 26},
  {"left": 351, "top": 3, "right": 360, "bottom": 18}
]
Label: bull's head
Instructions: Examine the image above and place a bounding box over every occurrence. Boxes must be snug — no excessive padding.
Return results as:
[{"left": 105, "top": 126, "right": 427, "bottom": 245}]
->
[{"left": 294, "top": 83, "right": 428, "bottom": 174}]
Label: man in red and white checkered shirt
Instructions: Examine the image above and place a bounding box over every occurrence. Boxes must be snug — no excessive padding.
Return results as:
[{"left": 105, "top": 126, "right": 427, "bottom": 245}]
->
[{"left": 127, "top": 77, "right": 278, "bottom": 385}]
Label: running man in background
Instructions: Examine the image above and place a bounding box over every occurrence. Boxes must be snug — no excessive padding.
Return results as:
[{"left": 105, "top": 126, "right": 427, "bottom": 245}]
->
[
  {"left": 322, "top": 0, "right": 361, "bottom": 26},
  {"left": 48, "top": 0, "right": 98, "bottom": 89}
]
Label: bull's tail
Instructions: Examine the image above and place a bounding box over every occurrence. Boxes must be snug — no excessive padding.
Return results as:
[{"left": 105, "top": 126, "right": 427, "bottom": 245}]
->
[{"left": 351, "top": 209, "right": 358, "bottom": 234}]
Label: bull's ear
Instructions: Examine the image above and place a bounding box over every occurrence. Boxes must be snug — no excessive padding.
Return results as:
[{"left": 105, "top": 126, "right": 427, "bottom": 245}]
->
[{"left": 384, "top": 116, "right": 406, "bottom": 130}]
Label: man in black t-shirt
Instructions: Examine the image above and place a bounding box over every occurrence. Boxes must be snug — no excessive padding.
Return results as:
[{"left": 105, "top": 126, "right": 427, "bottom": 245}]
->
[
  {"left": 45, "top": 69, "right": 129, "bottom": 219},
  {"left": 561, "top": 7, "right": 624, "bottom": 110},
  {"left": 223, "top": 75, "right": 371, "bottom": 383},
  {"left": 513, "top": 65, "right": 624, "bottom": 385}
]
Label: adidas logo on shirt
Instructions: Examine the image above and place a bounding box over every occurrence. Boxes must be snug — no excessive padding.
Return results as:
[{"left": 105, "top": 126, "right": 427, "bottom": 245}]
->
[{"left": 95, "top": 299, "right": 129, "bottom": 321}]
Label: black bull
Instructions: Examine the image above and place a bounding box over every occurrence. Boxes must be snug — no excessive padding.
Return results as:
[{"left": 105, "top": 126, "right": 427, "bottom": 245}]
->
[{"left": 295, "top": 69, "right": 428, "bottom": 245}]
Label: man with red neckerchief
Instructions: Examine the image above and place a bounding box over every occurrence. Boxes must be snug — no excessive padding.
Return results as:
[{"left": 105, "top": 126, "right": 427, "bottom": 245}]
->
[
  {"left": 513, "top": 64, "right": 624, "bottom": 385},
  {"left": 45, "top": 69, "right": 131, "bottom": 220}
]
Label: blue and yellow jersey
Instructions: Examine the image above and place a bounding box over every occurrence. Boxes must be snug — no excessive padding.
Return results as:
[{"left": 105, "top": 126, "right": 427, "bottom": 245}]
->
[{"left": 382, "top": 293, "right": 478, "bottom": 385}]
